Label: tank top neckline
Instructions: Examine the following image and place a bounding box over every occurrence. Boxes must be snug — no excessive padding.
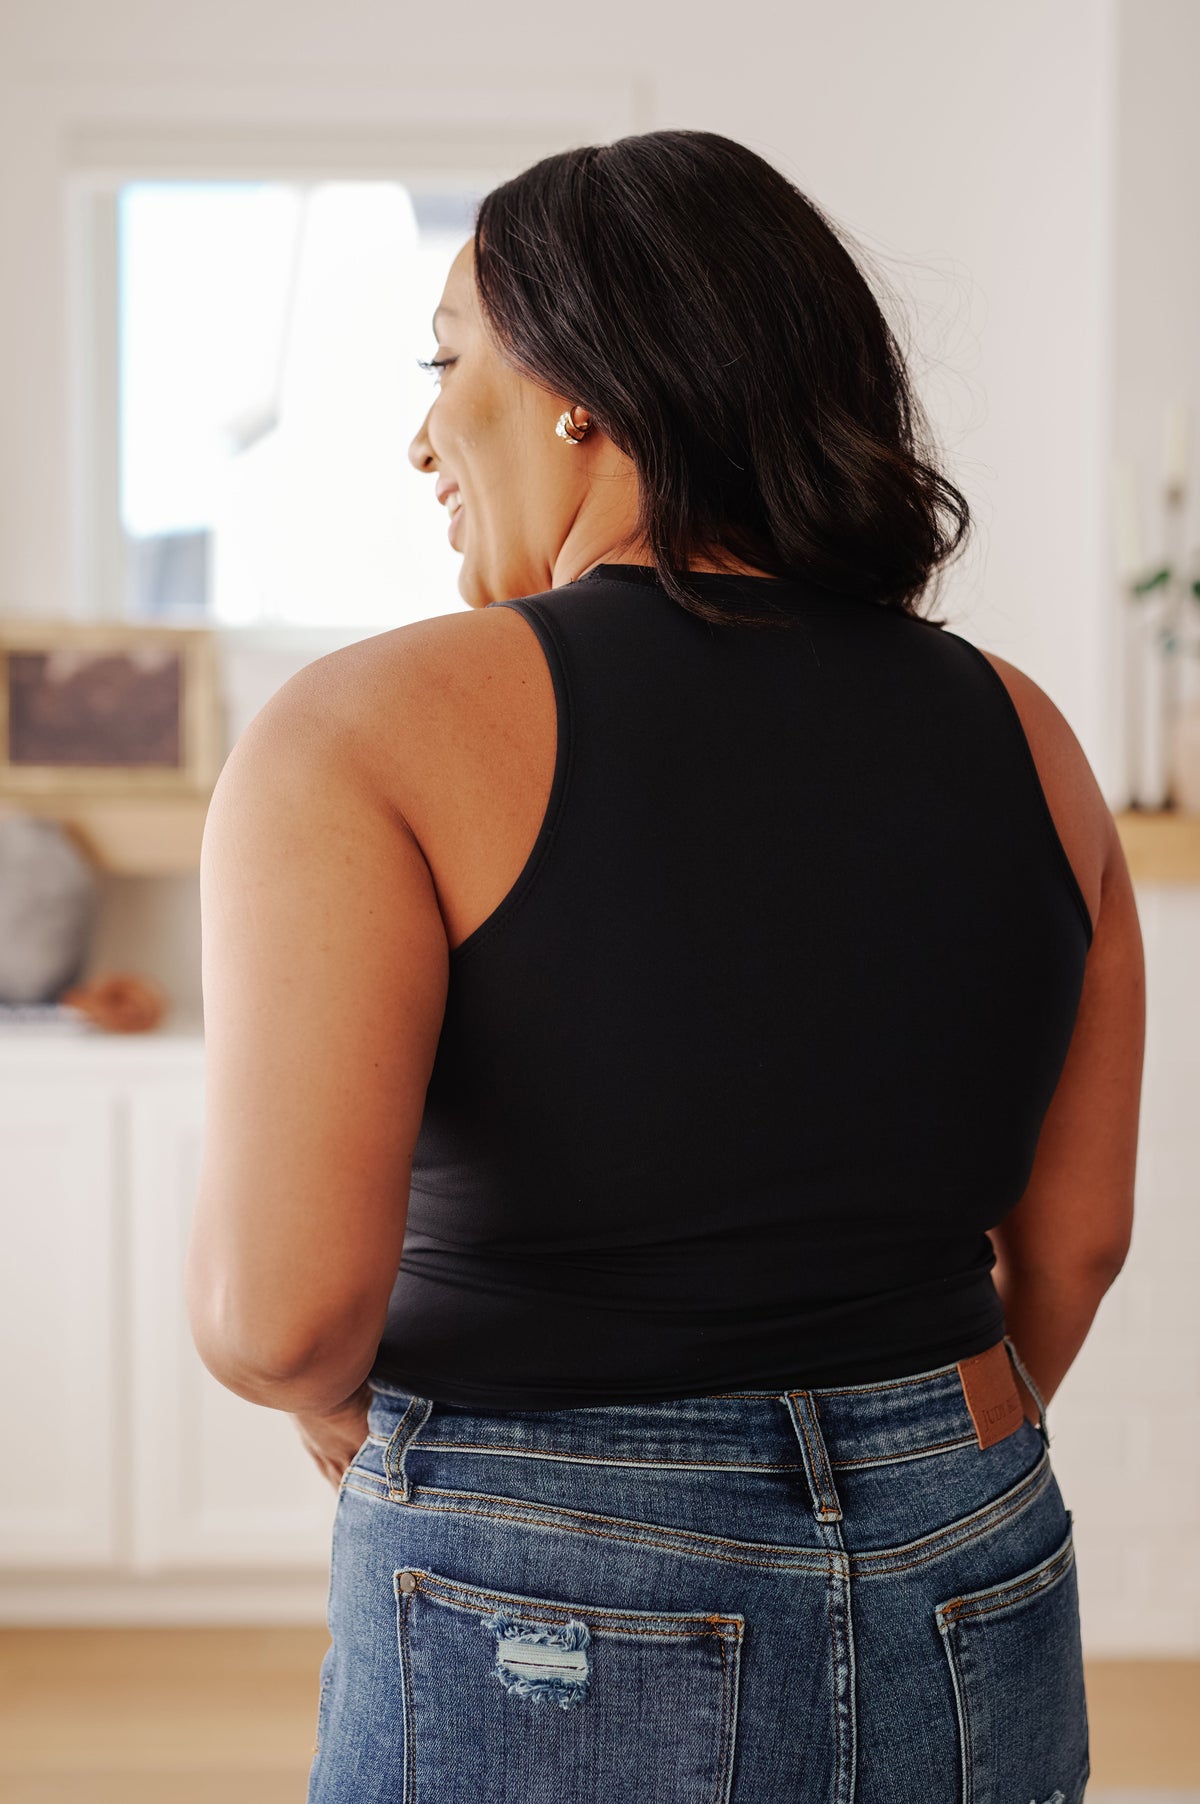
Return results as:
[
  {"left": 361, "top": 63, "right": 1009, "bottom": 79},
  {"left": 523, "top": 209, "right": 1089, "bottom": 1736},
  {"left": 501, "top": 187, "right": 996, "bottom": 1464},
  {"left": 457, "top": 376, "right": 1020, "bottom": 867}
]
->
[{"left": 578, "top": 562, "right": 790, "bottom": 589}]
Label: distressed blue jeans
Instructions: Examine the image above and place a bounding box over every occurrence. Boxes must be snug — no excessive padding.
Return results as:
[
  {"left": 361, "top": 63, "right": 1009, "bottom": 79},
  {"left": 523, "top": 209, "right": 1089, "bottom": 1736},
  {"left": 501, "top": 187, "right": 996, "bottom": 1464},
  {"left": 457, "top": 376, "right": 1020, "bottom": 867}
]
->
[{"left": 306, "top": 1335, "right": 1088, "bottom": 1803}]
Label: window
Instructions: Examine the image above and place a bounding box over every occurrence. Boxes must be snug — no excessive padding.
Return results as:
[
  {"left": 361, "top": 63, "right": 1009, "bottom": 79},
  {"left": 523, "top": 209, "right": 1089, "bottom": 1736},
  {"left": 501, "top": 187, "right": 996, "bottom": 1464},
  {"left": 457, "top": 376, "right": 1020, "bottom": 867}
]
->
[{"left": 117, "top": 179, "right": 480, "bottom": 629}]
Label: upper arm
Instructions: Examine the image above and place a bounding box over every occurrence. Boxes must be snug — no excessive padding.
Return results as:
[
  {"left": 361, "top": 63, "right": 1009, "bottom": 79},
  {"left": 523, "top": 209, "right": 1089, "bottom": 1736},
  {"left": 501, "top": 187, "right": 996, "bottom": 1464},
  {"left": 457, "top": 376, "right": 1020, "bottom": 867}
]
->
[
  {"left": 979, "top": 652, "right": 1145, "bottom": 1276},
  {"left": 186, "top": 649, "right": 449, "bottom": 1387}
]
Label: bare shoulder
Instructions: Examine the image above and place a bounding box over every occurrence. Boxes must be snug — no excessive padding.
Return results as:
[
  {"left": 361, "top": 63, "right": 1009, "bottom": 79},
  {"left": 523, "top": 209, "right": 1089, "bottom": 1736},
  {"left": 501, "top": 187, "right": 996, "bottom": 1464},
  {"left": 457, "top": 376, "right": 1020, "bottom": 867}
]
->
[
  {"left": 255, "top": 603, "right": 555, "bottom": 952},
  {"left": 259, "top": 601, "right": 544, "bottom": 791},
  {"left": 263, "top": 601, "right": 526, "bottom": 726},
  {"left": 970, "top": 647, "right": 1117, "bottom": 941}
]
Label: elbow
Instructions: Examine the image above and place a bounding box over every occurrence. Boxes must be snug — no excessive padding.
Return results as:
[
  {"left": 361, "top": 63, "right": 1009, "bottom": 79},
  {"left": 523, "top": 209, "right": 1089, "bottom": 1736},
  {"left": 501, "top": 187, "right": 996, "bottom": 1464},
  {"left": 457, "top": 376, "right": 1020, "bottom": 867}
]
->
[
  {"left": 991, "top": 1224, "right": 1133, "bottom": 1291},
  {"left": 1089, "top": 1241, "right": 1132, "bottom": 1284},
  {"left": 185, "top": 1261, "right": 376, "bottom": 1412},
  {"left": 184, "top": 1260, "right": 314, "bottom": 1403},
  {"left": 187, "top": 1300, "right": 310, "bottom": 1406}
]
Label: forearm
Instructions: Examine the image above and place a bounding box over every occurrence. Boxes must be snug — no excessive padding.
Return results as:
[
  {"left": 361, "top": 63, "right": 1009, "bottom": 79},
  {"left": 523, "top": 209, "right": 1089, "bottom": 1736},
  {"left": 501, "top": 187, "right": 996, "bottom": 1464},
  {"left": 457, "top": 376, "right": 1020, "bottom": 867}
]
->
[{"left": 991, "top": 1253, "right": 1124, "bottom": 1424}]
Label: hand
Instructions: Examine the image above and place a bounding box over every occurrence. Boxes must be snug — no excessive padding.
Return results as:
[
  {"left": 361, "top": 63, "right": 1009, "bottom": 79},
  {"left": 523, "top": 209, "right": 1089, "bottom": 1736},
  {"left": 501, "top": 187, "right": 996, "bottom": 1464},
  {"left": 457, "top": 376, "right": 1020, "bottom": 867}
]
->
[{"left": 291, "top": 1379, "right": 373, "bottom": 1491}]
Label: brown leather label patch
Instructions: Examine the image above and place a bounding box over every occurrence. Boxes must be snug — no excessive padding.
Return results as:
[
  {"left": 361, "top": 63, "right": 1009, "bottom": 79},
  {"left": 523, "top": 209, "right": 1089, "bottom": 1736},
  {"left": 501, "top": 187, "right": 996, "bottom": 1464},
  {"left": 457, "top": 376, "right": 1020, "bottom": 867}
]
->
[{"left": 957, "top": 1342, "right": 1024, "bottom": 1449}]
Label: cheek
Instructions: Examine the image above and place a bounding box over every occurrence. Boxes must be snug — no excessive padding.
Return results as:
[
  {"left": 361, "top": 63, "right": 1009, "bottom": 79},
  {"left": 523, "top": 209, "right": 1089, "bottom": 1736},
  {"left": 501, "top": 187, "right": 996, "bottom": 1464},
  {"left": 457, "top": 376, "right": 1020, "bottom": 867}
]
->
[
  {"left": 453, "top": 409, "right": 530, "bottom": 515},
  {"left": 435, "top": 389, "right": 491, "bottom": 473}
]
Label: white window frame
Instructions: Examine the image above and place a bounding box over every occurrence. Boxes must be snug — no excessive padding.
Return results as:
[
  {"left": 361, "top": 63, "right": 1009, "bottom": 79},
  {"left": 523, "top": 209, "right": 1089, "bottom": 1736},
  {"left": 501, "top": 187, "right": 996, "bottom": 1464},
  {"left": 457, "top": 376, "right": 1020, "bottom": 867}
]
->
[{"left": 63, "top": 95, "right": 641, "bottom": 652}]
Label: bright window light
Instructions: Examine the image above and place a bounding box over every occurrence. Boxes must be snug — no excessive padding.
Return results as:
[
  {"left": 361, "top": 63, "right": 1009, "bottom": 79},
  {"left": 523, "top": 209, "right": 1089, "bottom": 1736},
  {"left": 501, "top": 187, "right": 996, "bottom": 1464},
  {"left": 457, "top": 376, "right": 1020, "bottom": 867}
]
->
[{"left": 118, "top": 179, "right": 480, "bottom": 628}]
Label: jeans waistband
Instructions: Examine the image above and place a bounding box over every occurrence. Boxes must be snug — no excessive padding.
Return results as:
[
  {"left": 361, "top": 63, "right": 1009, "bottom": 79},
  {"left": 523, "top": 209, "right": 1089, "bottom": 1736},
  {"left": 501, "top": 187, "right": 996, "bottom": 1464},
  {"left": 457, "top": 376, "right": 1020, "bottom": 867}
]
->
[{"left": 367, "top": 1334, "right": 1049, "bottom": 1520}]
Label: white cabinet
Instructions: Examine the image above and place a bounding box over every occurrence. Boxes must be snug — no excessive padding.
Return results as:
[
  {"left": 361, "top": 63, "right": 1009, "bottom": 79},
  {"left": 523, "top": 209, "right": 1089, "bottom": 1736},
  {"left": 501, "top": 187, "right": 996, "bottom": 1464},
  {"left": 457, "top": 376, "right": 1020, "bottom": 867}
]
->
[
  {"left": 0, "top": 1018, "right": 337, "bottom": 1619},
  {"left": 0, "top": 1079, "right": 121, "bottom": 1565}
]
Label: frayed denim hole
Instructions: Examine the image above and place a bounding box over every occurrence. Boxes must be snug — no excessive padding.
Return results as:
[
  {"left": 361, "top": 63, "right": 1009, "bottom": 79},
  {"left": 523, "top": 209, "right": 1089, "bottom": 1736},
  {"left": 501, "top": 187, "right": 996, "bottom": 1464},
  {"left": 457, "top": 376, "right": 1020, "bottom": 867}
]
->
[{"left": 479, "top": 1610, "right": 591, "bottom": 1709}]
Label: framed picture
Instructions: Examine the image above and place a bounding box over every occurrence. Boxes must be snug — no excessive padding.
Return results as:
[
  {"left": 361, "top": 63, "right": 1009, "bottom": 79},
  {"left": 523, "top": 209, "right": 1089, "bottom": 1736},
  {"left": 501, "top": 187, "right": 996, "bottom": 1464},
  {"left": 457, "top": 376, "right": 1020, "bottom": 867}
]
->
[{"left": 0, "top": 620, "right": 221, "bottom": 797}]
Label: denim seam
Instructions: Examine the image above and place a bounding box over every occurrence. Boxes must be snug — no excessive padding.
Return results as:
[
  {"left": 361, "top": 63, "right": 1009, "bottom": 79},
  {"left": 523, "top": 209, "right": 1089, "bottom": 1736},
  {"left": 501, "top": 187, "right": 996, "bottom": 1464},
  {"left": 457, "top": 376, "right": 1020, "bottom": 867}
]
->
[
  {"left": 791, "top": 1393, "right": 843, "bottom": 1520},
  {"left": 714, "top": 1625, "right": 742, "bottom": 1802},
  {"left": 937, "top": 1530, "right": 1075, "bottom": 1625},
  {"left": 840, "top": 1553, "right": 858, "bottom": 1804},
  {"left": 825, "top": 1458, "right": 1054, "bottom": 1577},
  {"left": 341, "top": 1477, "right": 392, "bottom": 1500},
  {"left": 382, "top": 1396, "right": 434, "bottom": 1502},
  {"left": 715, "top": 1631, "right": 731, "bottom": 1800},
  {"left": 343, "top": 1447, "right": 1052, "bottom": 1579},
  {"left": 395, "top": 1590, "right": 417, "bottom": 1804},
  {"left": 940, "top": 1604, "right": 972, "bottom": 1804},
  {"left": 831, "top": 1431, "right": 984, "bottom": 1468},
  {"left": 394, "top": 1440, "right": 808, "bottom": 1471},
  {"left": 397, "top": 1569, "right": 744, "bottom": 1638},
  {"left": 364, "top": 1428, "right": 981, "bottom": 1472},
  {"left": 826, "top": 1550, "right": 842, "bottom": 1802},
  {"left": 357, "top": 1483, "right": 846, "bottom": 1575}
]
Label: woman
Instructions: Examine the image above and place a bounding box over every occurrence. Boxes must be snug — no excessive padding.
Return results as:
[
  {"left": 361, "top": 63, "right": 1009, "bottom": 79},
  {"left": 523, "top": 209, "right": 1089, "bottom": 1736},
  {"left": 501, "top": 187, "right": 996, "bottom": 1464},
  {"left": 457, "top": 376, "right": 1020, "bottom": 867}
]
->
[{"left": 186, "top": 131, "right": 1143, "bottom": 1803}]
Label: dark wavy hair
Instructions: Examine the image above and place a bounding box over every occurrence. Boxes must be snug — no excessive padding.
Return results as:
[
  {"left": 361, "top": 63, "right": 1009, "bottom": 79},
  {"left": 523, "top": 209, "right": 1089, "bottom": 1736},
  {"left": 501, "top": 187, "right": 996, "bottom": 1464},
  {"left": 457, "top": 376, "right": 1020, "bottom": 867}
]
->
[{"left": 473, "top": 129, "right": 970, "bottom": 630}]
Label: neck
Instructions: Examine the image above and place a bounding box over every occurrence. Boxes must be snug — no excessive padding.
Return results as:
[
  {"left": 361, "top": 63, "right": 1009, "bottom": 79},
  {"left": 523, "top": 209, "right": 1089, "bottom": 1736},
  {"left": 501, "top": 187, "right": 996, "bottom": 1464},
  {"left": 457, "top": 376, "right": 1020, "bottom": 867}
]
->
[
  {"left": 546, "top": 443, "right": 776, "bottom": 586},
  {"left": 551, "top": 530, "right": 777, "bottom": 588}
]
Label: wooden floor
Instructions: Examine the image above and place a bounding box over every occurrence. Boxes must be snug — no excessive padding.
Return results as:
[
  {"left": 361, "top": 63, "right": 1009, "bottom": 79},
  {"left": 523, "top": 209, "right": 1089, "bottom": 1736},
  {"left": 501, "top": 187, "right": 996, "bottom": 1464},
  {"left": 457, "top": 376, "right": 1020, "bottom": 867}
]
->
[{"left": 0, "top": 1630, "right": 1196, "bottom": 1801}]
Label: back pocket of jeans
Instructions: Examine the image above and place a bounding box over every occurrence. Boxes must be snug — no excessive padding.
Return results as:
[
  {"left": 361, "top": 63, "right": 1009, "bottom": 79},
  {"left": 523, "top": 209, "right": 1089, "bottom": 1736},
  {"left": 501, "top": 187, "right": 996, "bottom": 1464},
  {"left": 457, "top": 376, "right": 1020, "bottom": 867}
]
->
[
  {"left": 394, "top": 1565, "right": 743, "bottom": 1802},
  {"left": 934, "top": 1513, "right": 1089, "bottom": 1804}
]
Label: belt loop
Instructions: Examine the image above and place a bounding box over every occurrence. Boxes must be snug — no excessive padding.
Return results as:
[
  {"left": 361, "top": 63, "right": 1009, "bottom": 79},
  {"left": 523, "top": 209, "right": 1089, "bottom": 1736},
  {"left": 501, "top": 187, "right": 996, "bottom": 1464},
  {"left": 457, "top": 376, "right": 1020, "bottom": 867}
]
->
[
  {"left": 384, "top": 1395, "right": 433, "bottom": 1501},
  {"left": 784, "top": 1390, "right": 844, "bottom": 1523},
  {"left": 1003, "top": 1335, "right": 1051, "bottom": 1450}
]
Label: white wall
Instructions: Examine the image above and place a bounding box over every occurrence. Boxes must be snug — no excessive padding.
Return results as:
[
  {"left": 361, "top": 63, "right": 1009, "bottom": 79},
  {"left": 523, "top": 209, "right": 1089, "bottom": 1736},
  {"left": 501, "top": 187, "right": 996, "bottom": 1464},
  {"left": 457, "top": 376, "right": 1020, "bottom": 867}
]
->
[
  {"left": 3, "top": 0, "right": 1197, "bottom": 1652},
  {"left": 1050, "top": 0, "right": 1200, "bottom": 1659},
  {"left": 0, "top": 0, "right": 1118, "bottom": 754}
]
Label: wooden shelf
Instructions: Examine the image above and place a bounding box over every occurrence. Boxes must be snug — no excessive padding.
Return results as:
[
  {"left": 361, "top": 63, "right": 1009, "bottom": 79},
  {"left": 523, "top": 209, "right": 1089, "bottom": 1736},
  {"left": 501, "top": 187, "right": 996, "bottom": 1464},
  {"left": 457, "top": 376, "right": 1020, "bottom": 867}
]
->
[
  {"left": 2, "top": 799, "right": 1196, "bottom": 885},
  {"left": 1114, "top": 809, "right": 1200, "bottom": 884},
  {"left": 0, "top": 795, "right": 209, "bottom": 875}
]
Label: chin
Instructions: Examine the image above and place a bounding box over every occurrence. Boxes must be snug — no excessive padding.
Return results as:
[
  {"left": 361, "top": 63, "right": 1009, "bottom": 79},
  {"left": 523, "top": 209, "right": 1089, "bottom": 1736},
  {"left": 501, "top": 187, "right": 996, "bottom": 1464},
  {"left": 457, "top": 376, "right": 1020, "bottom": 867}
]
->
[
  {"left": 459, "top": 546, "right": 528, "bottom": 610},
  {"left": 457, "top": 556, "right": 494, "bottom": 612}
]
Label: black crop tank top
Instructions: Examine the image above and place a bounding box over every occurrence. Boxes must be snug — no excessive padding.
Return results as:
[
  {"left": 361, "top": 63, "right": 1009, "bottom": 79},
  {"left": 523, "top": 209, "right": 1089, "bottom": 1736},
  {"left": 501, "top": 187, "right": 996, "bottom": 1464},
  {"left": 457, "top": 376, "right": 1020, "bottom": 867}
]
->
[{"left": 369, "top": 563, "right": 1093, "bottom": 1408}]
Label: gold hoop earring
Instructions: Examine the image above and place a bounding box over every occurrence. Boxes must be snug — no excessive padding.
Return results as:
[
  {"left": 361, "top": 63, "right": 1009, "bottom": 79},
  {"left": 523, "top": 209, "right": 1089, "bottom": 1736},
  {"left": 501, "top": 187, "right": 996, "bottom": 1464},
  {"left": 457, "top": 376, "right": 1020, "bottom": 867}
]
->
[{"left": 555, "top": 407, "right": 591, "bottom": 444}]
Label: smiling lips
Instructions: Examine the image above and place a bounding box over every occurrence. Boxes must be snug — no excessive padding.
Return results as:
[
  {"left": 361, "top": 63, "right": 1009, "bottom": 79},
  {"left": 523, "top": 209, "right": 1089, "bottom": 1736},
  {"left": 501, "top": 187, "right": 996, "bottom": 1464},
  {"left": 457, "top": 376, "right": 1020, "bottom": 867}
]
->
[{"left": 437, "top": 482, "right": 464, "bottom": 548}]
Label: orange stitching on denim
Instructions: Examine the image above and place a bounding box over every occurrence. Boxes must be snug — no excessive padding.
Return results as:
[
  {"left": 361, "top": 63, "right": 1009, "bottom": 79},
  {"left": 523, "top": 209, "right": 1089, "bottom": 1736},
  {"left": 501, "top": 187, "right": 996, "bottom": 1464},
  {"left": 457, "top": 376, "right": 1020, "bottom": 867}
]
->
[
  {"left": 409, "top": 1436, "right": 805, "bottom": 1472},
  {"left": 382, "top": 1491, "right": 833, "bottom": 1573},
  {"left": 824, "top": 1548, "right": 841, "bottom": 1802},
  {"left": 713, "top": 1630, "right": 726, "bottom": 1804},
  {"left": 792, "top": 1392, "right": 841, "bottom": 1517},
  {"left": 830, "top": 1431, "right": 980, "bottom": 1468},
  {"left": 787, "top": 1367, "right": 962, "bottom": 1400},
  {"left": 407, "top": 1570, "right": 741, "bottom": 1635},
  {"left": 865, "top": 1464, "right": 1054, "bottom": 1578},
  {"left": 793, "top": 1396, "right": 822, "bottom": 1500},
  {"left": 939, "top": 1538, "right": 1074, "bottom": 1624},
  {"left": 396, "top": 1590, "right": 417, "bottom": 1804},
  {"left": 352, "top": 1439, "right": 1051, "bottom": 1575},
  {"left": 353, "top": 1443, "right": 1046, "bottom": 1573},
  {"left": 377, "top": 1414, "right": 981, "bottom": 1472},
  {"left": 371, "top": 1414, "right": 981, "bottom": 1472},
  {"left": 711, "top": 1626, "right": 736, "bottom": 1804},
  {"left": 809, "top": 1395, "right": 840, "bottom": 1512},
  {"left": 360, "top": 1452, "right": 1051, "bottom": 1584},
  {"left": 394, "top": 1479, "right": 843, "bottom": 1567}
]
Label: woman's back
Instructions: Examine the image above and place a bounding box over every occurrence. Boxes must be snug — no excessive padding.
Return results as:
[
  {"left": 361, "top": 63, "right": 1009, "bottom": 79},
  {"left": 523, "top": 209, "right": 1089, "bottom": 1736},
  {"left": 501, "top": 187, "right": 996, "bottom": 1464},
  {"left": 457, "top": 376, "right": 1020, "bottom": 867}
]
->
[
  {"left": 364, "top": 563, "right": 1098, "bottom": 1408},
  {"left": 176, "top": 128, "right": 1143, "bottom": 1799}
]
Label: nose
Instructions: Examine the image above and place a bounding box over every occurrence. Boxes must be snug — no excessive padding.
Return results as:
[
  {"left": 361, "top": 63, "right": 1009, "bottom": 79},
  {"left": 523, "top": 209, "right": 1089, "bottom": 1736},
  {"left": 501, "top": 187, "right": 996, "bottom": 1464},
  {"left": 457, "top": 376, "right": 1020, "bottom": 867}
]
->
[{"left": 408, "top": 406, "right": 437, "bottom": 474}]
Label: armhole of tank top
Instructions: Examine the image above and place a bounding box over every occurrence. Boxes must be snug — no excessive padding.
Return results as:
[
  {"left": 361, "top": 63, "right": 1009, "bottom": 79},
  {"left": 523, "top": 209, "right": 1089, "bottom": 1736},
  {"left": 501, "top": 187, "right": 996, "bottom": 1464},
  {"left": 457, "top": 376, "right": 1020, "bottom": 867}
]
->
[
  {"left": 952, "top": 631, "right": 1095, "bottom": 951},
  {"left": 447, "top": 597, "right": 574, "bottom": 967}
]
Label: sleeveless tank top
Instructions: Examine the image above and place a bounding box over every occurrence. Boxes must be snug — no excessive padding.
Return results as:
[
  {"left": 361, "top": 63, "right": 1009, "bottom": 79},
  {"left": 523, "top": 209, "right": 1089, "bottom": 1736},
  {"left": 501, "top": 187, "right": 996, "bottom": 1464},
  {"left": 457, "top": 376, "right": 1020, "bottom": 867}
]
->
[{"left": 369, "top": 563, "right": 1093, "bottom": 1408}]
